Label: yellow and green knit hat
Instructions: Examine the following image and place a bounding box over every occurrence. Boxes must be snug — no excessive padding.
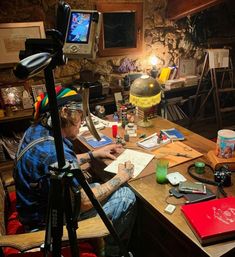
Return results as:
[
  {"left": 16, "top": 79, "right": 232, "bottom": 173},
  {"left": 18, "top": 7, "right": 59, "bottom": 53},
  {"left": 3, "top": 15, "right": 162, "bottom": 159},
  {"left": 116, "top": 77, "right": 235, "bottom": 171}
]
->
[{"left": 34, "top": 85, "right": 82, "bottom": 120}]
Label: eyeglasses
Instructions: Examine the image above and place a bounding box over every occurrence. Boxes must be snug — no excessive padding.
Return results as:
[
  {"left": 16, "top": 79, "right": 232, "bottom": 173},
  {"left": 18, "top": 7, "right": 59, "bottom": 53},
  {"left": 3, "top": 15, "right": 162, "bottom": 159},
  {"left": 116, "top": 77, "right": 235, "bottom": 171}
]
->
[{"left": 65, "top": 101, "right": 83, "bottom": 112}]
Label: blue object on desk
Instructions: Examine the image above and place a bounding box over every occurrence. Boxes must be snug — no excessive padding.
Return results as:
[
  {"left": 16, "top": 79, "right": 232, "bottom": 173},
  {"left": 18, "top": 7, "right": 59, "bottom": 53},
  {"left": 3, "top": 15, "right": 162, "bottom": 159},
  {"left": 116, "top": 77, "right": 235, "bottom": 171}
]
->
[
  {"left": 85, "top": 135, "right": 113, "bottom": 148},
  {"left": 161, "top": 128, "right": 185, "bottom": 141}
]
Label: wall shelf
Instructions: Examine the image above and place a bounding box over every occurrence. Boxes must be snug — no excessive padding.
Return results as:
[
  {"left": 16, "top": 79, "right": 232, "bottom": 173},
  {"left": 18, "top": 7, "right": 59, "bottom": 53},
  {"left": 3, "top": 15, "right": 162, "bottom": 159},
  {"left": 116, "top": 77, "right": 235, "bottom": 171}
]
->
[{"left": 0, "top": 109, "right": 33, "bottom": 123}]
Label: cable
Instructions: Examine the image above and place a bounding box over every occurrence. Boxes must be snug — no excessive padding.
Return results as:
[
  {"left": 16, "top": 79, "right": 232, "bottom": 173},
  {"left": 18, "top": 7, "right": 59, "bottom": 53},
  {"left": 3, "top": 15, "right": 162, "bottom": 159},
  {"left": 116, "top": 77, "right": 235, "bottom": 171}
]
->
[{"left": 165, "top": 194, "right": 187, "bottom": 206}]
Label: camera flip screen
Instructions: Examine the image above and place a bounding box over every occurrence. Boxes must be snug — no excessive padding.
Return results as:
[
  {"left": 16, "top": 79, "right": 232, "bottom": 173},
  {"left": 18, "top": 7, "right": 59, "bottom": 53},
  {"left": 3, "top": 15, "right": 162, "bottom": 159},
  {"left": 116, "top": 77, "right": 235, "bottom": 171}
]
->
[
  {"left": 66, "top": 12, "right": 92, "bottom": 44},
  {"left": 63, "top": 9, "right": 102, "bottom": 59}
]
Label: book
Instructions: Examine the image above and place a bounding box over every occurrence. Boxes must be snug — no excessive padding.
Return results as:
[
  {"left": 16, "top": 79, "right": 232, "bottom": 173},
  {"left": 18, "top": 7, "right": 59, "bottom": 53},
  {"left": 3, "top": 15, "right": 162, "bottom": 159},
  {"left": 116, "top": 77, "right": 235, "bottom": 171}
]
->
[
  {"left": 161, "top": 128, "right": 185, "bottom": 141},
  {"left": 137, "top": 133, "right": 171, "bottom": 150},
  {"left": 181, "top": 197, "right": 235, "bottom": 245},
  {"left": 158, "top": 67, "right": 172, "bottom": 84},
  {"left": 183, "top": 187, "right": 216, "bottom": 204},
  {"left": 83, "top": 134, "right": 113, "bottom": 148}
]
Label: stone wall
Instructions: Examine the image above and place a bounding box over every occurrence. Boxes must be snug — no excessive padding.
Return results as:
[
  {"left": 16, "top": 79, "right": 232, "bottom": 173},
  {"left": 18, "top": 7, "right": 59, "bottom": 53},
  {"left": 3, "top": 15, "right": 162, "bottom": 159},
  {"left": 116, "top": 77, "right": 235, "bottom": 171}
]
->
[{"left": 0, "top": 0, "right": 203, "bottom": 87}]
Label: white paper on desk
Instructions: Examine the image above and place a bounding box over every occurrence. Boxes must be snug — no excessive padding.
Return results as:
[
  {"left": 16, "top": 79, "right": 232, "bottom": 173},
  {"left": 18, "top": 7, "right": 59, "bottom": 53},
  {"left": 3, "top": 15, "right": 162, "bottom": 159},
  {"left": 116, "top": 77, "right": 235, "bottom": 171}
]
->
[{"left": 104, "top": 149, "right": 155, "bottom": 178}]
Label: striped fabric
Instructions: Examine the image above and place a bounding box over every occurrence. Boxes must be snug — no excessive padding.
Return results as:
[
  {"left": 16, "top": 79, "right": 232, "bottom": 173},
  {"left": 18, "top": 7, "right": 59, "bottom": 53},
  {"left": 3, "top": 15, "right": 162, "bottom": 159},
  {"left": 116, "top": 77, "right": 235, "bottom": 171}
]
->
[{"left": 34, "top": 85, "right": 82, "bottom": 120}]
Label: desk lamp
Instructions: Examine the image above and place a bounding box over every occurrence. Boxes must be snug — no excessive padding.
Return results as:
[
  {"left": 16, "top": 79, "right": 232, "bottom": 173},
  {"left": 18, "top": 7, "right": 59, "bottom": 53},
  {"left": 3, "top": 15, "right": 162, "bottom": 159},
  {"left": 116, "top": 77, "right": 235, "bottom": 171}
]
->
[{"left": 129, "top": 74, "right": 161, "bottom": 127}]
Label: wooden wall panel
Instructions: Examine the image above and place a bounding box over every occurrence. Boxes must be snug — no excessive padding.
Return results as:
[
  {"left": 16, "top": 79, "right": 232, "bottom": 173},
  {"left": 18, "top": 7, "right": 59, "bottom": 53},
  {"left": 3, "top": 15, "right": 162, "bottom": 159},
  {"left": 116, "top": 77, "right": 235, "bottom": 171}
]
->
[{"left": 166, "top": 0, "right": 225, "bottom": 20}]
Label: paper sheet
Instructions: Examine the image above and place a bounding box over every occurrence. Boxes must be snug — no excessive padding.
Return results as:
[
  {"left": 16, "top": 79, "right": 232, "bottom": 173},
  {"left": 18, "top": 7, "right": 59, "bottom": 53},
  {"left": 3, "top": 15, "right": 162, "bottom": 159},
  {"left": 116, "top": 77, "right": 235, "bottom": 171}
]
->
[{"left": 104, "top": 149, "right": 155, "bottom": 178}]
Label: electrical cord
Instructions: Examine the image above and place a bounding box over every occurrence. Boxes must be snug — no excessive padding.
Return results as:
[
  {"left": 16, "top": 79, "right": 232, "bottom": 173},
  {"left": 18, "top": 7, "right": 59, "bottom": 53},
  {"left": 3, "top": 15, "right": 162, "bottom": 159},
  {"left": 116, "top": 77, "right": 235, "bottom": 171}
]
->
[{"left": 165, "top": 194, "right": 187, "bottom": 206}]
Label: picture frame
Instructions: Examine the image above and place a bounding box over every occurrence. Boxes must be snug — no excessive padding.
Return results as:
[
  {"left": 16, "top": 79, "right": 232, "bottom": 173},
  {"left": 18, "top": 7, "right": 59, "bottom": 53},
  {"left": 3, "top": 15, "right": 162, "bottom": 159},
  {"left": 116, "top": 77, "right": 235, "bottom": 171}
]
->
[
  {"left": 0, "top": 22, "right": 46, "bottom": 66},
  {"left": 31, "top": 84, "right": 47, "bottom": 102},
  {"left": 178, "top": 58, "right": 197, "bottom": 77},
  {"left": 207, "top": 49, "right": 229, "bottom": 69},
  {"left": 0, "top": 86, "right": 24, "bottom": 109}
]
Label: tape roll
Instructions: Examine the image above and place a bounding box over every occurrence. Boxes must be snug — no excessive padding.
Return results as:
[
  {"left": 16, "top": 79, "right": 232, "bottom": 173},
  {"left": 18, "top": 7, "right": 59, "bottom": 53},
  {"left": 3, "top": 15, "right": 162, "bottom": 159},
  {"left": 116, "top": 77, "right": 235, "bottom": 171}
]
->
[{"left": 195, "top": 161, "right": 205, "bottom": 174}]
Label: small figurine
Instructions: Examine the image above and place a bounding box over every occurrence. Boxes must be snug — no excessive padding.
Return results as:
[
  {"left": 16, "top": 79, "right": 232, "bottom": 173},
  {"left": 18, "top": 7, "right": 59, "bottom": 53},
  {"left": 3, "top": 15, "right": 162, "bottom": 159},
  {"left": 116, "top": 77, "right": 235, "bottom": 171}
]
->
[{"left": 115, "top": 136, "right": 126, "bottom": 146}]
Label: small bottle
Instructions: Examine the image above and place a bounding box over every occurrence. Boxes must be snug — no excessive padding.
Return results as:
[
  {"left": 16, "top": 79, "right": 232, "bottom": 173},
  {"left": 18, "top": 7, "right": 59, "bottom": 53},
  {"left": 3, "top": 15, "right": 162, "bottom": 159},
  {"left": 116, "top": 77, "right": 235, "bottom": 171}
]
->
[
  {"left": 124, "top": 133, "right": 129, "bottom": 142},
  {"left": 113, "top": 112, "right": 119, "bottom": 122}
]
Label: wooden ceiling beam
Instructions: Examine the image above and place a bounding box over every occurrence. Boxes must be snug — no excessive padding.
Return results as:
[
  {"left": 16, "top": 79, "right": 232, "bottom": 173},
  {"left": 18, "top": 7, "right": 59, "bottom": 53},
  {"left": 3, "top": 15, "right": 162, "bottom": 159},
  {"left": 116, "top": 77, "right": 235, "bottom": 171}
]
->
[{"left": 166, "top": 0, "right": 225, "bottom": 21}]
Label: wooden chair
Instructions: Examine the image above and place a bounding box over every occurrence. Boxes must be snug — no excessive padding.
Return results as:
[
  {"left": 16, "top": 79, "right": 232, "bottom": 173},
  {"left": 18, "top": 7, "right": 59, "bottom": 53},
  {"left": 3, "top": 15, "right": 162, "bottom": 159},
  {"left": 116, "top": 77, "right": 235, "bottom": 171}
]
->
[{"left": 0, "top": 170, "right": 109, "bottom": 257}]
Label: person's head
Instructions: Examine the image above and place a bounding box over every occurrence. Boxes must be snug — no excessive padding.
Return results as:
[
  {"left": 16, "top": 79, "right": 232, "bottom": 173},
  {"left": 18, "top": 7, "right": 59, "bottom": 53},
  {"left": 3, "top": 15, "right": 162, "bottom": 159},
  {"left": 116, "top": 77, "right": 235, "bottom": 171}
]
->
[{"left": 34, "top": 85, "right": 83, "bottom": 140}]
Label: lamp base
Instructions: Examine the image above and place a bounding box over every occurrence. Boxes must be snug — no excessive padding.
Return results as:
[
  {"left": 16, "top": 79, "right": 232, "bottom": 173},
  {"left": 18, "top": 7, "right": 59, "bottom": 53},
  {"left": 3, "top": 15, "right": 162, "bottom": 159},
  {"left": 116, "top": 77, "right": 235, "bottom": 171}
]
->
[{"left": 137, "top": 119, "right": 152, "bottom": 127}]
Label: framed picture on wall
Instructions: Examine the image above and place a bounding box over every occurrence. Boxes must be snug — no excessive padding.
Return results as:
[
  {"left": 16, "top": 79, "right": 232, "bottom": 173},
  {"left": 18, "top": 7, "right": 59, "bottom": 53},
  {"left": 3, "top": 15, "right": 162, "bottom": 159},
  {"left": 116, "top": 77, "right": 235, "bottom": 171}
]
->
[
  {"left": 0, "top": 22, "right": 45, "bottom": 66},
  {"left": 178, "top": 58, "right": 197, "bottom": 77},
  {"left": 31, "top": 84, "right": 47, "bottom": 102},
  {"left": 0, "top": 86, "right": 24, "bottom": 109}
]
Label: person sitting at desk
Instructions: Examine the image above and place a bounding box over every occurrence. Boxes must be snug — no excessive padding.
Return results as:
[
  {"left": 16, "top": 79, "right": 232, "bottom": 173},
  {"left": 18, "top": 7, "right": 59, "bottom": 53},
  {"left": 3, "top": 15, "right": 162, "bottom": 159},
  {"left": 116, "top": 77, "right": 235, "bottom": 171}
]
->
[{"left": 13, "top": 86, "right": 136, "bottom": 257}]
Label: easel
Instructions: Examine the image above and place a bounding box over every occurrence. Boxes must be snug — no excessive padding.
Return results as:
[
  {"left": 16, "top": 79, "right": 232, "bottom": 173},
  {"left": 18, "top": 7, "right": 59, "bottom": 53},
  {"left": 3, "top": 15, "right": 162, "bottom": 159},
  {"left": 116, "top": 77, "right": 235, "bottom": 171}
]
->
[{"left": 189, "top": 48, "right": 234, "bottom": 129}]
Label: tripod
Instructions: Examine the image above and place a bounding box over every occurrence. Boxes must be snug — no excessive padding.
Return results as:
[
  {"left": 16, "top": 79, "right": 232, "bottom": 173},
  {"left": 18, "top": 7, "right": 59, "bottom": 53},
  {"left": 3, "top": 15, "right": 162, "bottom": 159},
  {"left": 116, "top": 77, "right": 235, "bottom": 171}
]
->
[{"left": 14, "top": 32, "right": 133, "bottom": 257}]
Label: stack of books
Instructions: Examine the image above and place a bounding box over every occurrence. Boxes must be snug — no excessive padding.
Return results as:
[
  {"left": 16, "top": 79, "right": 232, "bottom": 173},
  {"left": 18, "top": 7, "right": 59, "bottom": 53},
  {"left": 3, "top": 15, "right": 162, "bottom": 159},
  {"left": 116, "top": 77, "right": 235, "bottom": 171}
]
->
[
  {"left": 158, "top": 66, "right": 178, "bottom": 85},
  {"left": 164, "top": 78, "right": 185, "bottom": 90},
  {"left": 183, "top": 75, "right": 199, "bottom": 86}
]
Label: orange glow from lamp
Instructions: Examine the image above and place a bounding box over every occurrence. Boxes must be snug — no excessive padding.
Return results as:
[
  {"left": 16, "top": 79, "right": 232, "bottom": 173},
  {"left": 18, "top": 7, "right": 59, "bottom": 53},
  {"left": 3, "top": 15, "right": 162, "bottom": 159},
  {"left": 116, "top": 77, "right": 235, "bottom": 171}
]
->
[{"left": 129, "top": 74, "right": 161, "bottom": 127}]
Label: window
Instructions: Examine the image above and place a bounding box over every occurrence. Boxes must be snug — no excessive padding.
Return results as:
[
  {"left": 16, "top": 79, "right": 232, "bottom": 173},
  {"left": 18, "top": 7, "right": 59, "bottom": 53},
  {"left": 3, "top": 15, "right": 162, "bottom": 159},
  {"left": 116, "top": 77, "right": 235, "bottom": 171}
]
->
[{"left": 97, "top": 2, "right": 143, "bottom": 57}]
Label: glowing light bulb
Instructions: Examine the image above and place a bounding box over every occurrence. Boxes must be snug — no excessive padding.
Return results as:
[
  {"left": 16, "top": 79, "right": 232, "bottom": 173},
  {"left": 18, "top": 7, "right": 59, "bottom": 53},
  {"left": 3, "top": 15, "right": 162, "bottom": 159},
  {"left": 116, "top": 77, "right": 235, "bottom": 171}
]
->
[
  {"left": 150, "top": 55, "right": 158, "bottom": 66},
  {"left": 150, "top": 55, "right": 158, "bottom": 78}
]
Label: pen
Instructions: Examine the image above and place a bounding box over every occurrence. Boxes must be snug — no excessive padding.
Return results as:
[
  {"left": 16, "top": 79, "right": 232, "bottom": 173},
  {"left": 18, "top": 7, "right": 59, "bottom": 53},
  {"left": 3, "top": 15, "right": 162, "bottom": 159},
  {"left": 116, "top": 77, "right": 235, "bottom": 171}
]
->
[
  {"left": 158, "top": 152, "right": 192, "bottom": 158},
  {"left": 138, "top": 133, "right": 157, "bottom": 143}
]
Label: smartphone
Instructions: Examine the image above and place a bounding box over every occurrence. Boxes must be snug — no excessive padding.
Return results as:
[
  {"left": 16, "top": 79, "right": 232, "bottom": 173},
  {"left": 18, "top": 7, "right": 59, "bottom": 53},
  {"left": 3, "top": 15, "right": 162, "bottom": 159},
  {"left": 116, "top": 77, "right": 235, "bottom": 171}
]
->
[
  {"left": 178, "top": 181, "right": 206, "bottom": 194},
  {"left": 169, "top": 188, "right": 184, "bottom": 198}
]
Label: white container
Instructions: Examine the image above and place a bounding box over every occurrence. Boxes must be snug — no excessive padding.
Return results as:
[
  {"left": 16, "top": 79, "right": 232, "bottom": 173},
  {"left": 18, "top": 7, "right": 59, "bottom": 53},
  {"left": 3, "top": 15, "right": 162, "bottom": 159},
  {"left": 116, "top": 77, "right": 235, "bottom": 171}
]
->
[{"left": 216, "top": 129, "right": 235, "bottom": 158}]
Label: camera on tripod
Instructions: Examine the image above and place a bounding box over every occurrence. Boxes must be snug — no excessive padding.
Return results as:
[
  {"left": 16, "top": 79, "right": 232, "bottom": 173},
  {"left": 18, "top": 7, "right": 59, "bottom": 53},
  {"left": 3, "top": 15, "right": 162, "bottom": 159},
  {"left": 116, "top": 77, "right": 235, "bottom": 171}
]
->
[
  {"left": 214, "top": 165, "right": 231, "bottom": 187},
  {"left": 19, "top": 3, "right": 102, "bottom": 63}
]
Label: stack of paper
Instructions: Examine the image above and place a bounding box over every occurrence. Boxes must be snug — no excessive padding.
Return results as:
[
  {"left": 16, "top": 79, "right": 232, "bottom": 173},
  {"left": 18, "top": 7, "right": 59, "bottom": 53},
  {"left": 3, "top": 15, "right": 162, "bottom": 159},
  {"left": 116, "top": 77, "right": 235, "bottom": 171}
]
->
[{"left": 104, "top": 149, "right": 155, "bottom": 178}]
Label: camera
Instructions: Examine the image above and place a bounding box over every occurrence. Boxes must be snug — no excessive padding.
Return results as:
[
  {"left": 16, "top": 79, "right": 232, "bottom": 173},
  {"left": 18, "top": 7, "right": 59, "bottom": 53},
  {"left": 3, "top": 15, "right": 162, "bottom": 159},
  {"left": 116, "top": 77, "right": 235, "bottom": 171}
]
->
[{"left": 214, "top": 165, "right": 231, "bottom": 187}]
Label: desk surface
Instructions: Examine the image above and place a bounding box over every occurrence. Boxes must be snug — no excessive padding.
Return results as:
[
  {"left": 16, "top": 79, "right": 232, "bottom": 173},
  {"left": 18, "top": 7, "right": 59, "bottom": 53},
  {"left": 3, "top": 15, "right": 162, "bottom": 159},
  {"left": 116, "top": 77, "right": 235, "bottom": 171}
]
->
[{"left": 76, "top": 116, "right": 235, "bottom": 257}]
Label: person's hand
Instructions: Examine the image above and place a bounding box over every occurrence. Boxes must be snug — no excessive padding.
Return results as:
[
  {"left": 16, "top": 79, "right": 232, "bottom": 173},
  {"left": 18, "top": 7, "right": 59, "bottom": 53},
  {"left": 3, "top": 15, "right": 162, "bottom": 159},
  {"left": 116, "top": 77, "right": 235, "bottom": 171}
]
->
[
  {"left": 117, "top": 161, "right": 134, "bottom": 182},
  {"left": 92, "top": 143, "right": 124, "bottom": 160}
]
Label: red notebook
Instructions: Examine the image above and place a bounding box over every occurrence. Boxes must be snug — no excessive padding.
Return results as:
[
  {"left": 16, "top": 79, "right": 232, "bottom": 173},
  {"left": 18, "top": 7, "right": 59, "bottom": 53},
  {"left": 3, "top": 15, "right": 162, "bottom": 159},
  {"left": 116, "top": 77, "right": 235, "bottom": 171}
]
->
[{"left": 181, "top": 197, "right": 235, "bottom": 245}]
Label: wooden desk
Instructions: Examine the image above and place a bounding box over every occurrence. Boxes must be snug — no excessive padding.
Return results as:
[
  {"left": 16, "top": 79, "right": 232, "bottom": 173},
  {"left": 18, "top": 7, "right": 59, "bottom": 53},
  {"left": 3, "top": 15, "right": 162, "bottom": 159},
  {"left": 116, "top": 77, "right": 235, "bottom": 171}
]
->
[{"left": 76, "top": 116, "right": 235, "bottom": 257}]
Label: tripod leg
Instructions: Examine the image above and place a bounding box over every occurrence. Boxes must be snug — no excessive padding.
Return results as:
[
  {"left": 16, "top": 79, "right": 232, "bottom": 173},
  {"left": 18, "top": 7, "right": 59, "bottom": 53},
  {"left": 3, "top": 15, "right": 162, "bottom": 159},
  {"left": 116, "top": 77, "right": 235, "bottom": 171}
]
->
[
  {"left": 63, "top": 175, "right": 80, "bottom": 257},
  {"left": 44, "top": 175, "right": 64, "bottom": 257},
  {"left": 74, "top": 169, "right": 131, "bottom": 257}
]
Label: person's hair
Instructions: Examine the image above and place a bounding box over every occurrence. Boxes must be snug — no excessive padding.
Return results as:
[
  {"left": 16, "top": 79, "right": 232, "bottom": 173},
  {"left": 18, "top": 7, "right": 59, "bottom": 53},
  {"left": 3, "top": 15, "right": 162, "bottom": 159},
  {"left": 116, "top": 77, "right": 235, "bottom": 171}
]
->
[
  {"left": 34, "top": 103, "right": 83, "bottom": 129},
  {"left": 59, "top": 106, "right": 83, "bottom": 128}
]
